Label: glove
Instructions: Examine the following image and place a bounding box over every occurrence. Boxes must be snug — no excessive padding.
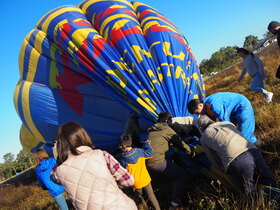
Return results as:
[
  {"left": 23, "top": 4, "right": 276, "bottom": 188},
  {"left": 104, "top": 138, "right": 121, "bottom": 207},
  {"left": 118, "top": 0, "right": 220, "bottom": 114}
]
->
[
  {"left": 193, "top": 145, "right": 204, "bottom": 154},
  {"left": 190, "top": 149, "right": 196, "bottom": 158}
]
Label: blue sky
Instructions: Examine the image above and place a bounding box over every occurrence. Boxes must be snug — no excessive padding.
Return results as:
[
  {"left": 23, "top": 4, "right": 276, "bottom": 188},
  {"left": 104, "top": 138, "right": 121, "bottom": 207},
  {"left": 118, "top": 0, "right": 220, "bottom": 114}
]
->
[{"left": 0, "top": 0, "right": 279, "bottom": 163}]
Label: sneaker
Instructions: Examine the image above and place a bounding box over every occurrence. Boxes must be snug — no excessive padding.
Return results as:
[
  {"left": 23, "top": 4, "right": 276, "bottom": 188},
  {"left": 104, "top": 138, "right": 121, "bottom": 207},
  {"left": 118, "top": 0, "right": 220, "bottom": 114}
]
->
[
  {"left": 169, "top": 201, "right": 180, "bottom": 210},
  {"left": 266, "top": 92, "right": 273, "bottom": 103}
]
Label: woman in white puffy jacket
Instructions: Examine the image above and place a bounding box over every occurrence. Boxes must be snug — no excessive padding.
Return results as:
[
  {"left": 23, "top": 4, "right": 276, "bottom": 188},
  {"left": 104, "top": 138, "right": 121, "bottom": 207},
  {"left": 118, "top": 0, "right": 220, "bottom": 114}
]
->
[{"left": 53, "top": 122, "right": 137, "bottom": 210}]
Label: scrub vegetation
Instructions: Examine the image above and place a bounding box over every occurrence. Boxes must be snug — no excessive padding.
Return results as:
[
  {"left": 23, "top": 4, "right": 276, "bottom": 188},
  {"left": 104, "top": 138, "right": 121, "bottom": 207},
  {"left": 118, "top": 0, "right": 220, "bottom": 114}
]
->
[{"left": 0, "top": 43, "right": 279, "bottom": 210}]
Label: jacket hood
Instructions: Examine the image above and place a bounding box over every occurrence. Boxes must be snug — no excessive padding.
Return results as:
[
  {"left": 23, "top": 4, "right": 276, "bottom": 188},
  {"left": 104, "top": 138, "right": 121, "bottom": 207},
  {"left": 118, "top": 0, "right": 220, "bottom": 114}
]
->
[
  {"left": 148, "top": 122, "right": 169, "bottom": 132},
  {"left": 36, "top": 158, "right": 56, "bottom": 172}
]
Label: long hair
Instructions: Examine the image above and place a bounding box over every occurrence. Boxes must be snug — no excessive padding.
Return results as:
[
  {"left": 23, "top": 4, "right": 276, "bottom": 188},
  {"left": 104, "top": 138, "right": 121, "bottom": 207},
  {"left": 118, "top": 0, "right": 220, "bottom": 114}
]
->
[
  {"left": 57, "top": 122, "right": 95, "bottom": 165},
  {"left": 34, "top": 149, "right": 49, "bottom": 167}
]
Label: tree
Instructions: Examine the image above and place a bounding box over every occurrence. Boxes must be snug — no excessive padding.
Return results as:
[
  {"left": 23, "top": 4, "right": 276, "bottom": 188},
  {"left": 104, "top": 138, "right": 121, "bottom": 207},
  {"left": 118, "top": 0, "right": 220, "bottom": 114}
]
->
[
  {"left": 0, "top": 150, "right": 35, "bottom": 180},
  {"left": 3, "top": 153, "right": 15, "bottom": 163},
  {"left": 199, "top": 46, "right": 239, "bottom": 75},
  {"left": 16, "top": 149, "right": 34, "bottom": 170},
  {"left": 16, "top": 149, "right": 34, "bottom": 165},
  {"left": 243, "top": 35, "right": 260, "bottom": 51}
]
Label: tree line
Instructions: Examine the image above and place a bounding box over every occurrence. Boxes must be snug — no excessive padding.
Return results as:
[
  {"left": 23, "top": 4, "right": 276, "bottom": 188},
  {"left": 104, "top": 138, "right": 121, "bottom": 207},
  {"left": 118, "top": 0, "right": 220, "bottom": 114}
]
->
[
  {"left": 0, "top": 150, "right": 34, "bottom": 181},
  {"left": 199, "top": 32, "right": 277, "bottom": 76}
]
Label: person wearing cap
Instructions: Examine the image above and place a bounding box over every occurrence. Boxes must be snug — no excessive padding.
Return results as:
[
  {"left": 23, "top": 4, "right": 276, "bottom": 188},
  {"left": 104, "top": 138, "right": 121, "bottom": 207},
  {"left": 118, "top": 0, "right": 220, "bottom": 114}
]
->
[
  {"left": 267, "top": 21, "right": 280, "bottom": 47},
  {"left": 187, "top": 92, "right": 258, "bottom": 144},
  {"left": 197, "top": 115, "right": 276, "bottom": 195},
  {"left": 236, "top": 47, "right": 273, "bottom": 103},
  {"left": 267, "top": 21, "right": 280, "bottom": 78}
]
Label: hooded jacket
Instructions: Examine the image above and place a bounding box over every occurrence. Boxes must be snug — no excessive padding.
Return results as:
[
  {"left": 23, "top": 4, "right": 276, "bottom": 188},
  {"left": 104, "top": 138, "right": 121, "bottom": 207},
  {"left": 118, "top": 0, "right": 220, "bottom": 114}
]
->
[
  {"left": 147, "top": 122, "right": 193, "bottom": 167},
  {"left": 53, "top": 146, "right": 137, "bottom": 210},
  {"left": 36, "top": 158, "right": 65, "bottom": 198},
  {"left": 120, "top": 142, "right": 153, "bottom": 189}
]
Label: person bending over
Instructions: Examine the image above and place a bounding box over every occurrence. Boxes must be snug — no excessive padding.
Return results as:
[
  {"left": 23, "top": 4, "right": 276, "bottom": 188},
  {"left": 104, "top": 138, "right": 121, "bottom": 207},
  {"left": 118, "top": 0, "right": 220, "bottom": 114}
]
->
[
  {"left": 146, "top": 112, "right": 195, "bottom": 208},
  {"left": 188, "top": 92, "right": 258, "bottom": 144},
  {"left": 198, "top": 115, "right": 276, "bottom": 195}
]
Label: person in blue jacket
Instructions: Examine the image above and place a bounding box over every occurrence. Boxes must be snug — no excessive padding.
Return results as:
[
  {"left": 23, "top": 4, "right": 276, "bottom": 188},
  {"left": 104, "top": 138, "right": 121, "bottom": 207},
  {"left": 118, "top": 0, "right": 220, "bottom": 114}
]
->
[
  {"left": 119, "top": 134, "right": 161, "bottom": 210},
  {"left": 35, "top": 149, "right": 68, "bottom": 210},
  {"left": 187, "top": 92, "right": 258, "bottom": 144}
]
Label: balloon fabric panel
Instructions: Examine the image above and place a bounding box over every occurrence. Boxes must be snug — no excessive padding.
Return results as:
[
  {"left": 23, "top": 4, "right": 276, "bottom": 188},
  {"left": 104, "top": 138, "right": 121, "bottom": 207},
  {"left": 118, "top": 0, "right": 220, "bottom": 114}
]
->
[{"left": 15, "top": 0, "right": 205, "bottom": 153}]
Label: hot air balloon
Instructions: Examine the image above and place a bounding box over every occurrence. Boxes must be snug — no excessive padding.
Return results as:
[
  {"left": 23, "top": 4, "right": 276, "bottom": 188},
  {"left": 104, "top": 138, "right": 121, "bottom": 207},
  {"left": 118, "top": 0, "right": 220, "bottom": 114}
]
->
[{"left": 14, "top": 0, "right": 205, "bottom": 154}]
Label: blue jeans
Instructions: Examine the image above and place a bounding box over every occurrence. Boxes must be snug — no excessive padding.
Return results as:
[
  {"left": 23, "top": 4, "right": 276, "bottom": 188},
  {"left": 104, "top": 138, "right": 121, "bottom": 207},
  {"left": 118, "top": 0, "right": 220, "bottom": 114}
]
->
[
  {"left": 54, "top": 192, "right": 68, "bottom": 210},
  {"left": 250, "top": 74, "right": 269, "bottom": 97},
  {"left": 228, "top": 149, "right": 276, "bottom": 195}
]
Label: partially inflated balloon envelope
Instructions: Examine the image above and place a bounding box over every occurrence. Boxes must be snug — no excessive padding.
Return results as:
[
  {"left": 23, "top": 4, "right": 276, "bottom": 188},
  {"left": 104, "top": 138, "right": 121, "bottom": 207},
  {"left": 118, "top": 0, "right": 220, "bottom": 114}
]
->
[{"left": 14, "top": 0, "right": 205, "bottom": 154}]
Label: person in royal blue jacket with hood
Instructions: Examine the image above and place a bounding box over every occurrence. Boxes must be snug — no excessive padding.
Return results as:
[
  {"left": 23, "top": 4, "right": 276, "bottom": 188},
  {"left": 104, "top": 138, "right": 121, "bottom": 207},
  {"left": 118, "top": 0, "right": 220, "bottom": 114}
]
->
[{"left": 35, "top": 148, "right": 68, "bottom": 210}]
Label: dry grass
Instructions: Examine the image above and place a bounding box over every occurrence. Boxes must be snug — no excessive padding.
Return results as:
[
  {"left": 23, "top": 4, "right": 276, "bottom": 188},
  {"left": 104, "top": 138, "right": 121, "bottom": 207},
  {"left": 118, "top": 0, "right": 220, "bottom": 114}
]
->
[
  {"left": 0, "top": 183, "right": 69, "bottom": 210},
  {"left": 0, "top": 44, "right": 279, "bottom": 210}
]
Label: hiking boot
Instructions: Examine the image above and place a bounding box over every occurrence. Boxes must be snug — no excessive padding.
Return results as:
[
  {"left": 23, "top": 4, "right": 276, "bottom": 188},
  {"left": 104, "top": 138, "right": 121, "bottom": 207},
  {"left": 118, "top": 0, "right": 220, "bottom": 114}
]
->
[{"left": 266, "top": 92, "right": 273, "bottom": 103}]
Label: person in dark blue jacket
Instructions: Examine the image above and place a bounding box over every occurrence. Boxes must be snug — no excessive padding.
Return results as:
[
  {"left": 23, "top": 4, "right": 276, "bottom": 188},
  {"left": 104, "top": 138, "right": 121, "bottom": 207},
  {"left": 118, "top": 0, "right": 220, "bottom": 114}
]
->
[
  {"left": 188, "top": 92, "right": 258, "bottom": 144},
  {"left": 35, "top": 149, "right": 68, "bottom": 210}
]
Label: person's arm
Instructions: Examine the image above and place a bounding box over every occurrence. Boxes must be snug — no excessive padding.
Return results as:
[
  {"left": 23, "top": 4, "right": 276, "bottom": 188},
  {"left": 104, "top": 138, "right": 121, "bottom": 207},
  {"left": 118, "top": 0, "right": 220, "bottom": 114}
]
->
[
  {"left": 168, "top": 132, "right": 194, "bottom": 157},
  {"left": 140, "top": 141, "right": 154, "bottom": 158},
  {"left": 238, "top": 66, "right": 246, "bottom": 81},
  {"left": 103, "top": 151, "right": 134, "bottom": 188},
  {"left": 188, "top": 125, "right": 201, "bottom": 138},
  {"left": 119, "top": 157, "right": 127, "bottom": 169},
  {"left": 36, "top": 173, "right": 47, "bottom": 190}
]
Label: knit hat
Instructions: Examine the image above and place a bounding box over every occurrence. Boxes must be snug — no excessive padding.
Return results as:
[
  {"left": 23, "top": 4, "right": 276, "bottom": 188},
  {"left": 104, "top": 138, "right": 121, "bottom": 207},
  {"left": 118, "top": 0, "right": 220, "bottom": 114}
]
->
[{"left": 267, "top": 21, "right": 280, "bottom": 34}]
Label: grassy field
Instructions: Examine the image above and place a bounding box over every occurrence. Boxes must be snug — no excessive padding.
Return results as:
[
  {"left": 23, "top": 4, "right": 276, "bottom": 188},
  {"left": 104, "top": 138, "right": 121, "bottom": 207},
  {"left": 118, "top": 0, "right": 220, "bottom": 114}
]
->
[{"left": 0, "top": 44, "right": 279, "bottom": 209}]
